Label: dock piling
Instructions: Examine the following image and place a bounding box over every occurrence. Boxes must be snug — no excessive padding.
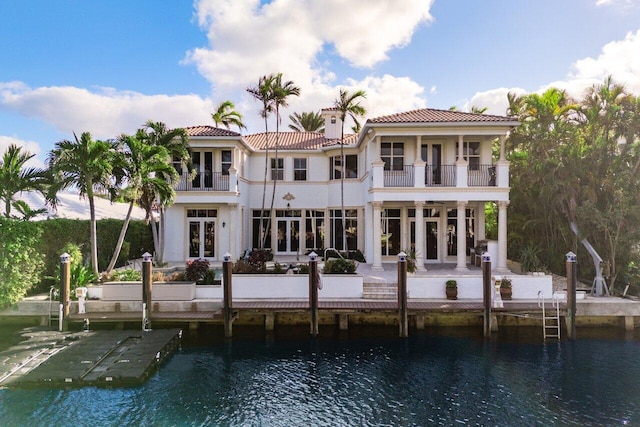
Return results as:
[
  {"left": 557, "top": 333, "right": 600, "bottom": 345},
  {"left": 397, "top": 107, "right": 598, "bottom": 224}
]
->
[
  {"left": 482, "top": 253, "right": 492, "bottom": 338},
  {"left": 223, "top": 253, "right": 234, "bottom": 338},
  {"left": 397, "top": 252, "right": 408, "bottom": 338},
  {"left": 142, "top": 252, "right": 153, "bottom": 331},
  {"left": 309, "top": 252, "right": 319, "bottom": 337},
  {"left": 59, "top": 253, "right": 70, "bottom": 332}
]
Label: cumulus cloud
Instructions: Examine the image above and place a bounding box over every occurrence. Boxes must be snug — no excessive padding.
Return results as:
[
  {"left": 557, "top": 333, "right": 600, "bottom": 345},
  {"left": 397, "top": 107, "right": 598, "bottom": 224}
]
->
[
  {"left": 0, "top": 81, "right": 217, "bottom": 139},
  {"left": 186, "top": 0, "right": 433, "bottom": 121},
  {"left": 467, "top": 87, "right": 527, "bottom": 116},
  {"left": 0, "top": 135, "right": 46, "bottom": 169}
]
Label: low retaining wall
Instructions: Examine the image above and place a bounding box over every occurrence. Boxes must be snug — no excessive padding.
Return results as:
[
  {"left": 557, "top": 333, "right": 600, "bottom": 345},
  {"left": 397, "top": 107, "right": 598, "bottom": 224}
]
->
[
  {"left": 101, "top": 282, "right": 196, "bottom": 301},
  {"left": 408, "top": 274, "right": 553, "bottom": 299},
  {"left": 230, "top": 274, "right": 363, "bottom": 299}
]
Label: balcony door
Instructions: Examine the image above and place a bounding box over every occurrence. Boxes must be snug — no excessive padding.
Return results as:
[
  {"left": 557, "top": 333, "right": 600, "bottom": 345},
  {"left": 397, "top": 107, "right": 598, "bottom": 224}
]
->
[
  {"left": 425, "top": 220, "right": 439, "bottom": 261},
  {"left": 275, "top": 210, "right": 301, "bottom": 254},
  {"left": 422, "top": 144, "right": 442, "bottom": 185}
]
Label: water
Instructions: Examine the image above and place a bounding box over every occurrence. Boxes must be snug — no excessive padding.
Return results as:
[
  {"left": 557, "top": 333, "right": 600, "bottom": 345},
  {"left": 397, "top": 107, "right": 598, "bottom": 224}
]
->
[{"left": 2, "top": 326, "right": 640, "bottom": 426}]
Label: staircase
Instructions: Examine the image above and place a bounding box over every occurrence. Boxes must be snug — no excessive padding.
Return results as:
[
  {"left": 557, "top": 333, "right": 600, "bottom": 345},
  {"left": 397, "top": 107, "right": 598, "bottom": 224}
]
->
[{"left": 363, "top": 282, "right": 398, "bottom": 300}]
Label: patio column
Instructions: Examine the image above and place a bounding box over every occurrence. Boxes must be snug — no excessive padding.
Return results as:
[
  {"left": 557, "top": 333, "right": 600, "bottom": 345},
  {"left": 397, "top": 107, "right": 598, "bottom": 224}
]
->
[
  {"left": 456, "top": 135, "right": 468, "bottom": 188},
  {"left": 372, "top": 201, "right": 383, "bottom": 270},
  {"left": 229, "top": 203, "right": 238, "bottom": 259},
  {"left": 497, "top": 201, "right": 509, "bottom": 271},
  {"left": 414, "top": 201, "right": 425, "bottom": 270},
  {"left": 455, "top": 200, "right": 468, "bottom": 271}
]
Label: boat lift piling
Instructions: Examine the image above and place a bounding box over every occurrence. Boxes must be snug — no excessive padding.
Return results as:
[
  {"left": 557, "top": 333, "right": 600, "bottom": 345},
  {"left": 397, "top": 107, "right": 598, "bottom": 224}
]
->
[{"left": 566, "top": 251, "right": 577, "bottom": 340}]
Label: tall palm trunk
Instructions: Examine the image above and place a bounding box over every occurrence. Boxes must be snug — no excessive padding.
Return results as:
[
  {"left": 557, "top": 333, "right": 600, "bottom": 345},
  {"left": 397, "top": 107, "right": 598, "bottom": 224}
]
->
[
  {"left": 340, "top": 129, "right": 346, "bottom": 252},
  {"left": 158, "top": 207, "right": 166, "bottom": 264},
  {"left": 260, "top": 119, "right": 271, "bottom": 249},
  {"left": 265, "top": 104, "right": 281, "bottom": 249},
  {"left": 88, "top": 190, "right": 99, "bottom": 276},
  {"left": 106, "top": 200, "right": 134, "bottom": 272}
]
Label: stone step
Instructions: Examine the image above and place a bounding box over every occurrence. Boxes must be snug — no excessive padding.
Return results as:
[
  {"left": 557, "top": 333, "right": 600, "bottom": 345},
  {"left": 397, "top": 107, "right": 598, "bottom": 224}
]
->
[{"left": 363, "top": 283, "right": 398, "bottom": 299}]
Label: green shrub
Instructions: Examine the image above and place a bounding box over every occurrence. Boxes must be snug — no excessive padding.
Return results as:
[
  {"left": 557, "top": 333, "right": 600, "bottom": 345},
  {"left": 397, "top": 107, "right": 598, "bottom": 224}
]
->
[
  {"left": 185, "top": 258, "right": 210, "bottom": 283},
  {"left": 0, "top": 218, "right": 44, "bottom": 308},
  {"left": 111, "top": 268, "right": 142, "bottom": 282},
  {"left": 323, "top": 258, "right": 357, "bottom": 274}
]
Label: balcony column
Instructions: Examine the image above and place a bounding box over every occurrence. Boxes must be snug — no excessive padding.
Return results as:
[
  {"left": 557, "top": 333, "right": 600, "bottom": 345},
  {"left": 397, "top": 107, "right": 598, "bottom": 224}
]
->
[
  {"left": 455, "top": 200, "right": 468, "bottom": 271},
  {"left": 413, "top": 135, "right": 425, "bottom": 187},
  {"left": 229, "top": 167, "right": 238, "bottom": 193},
  {"left": 414, "top": 201, "right": 425, "bottom": 270},
  {"left": 496, "top": 201, "right": 509, "bottom": 271},
  {"left": 372, "top": 201, "right": 383, "bottom": 270},
  {"left": 456, "top": 135, "right": 468, "bottom": 187},
  {"left": 372, "top": 160, "right": 385, "bottom": 188},
  {"left": 495, "top": 135, "right": 510, "bottom": 187}
]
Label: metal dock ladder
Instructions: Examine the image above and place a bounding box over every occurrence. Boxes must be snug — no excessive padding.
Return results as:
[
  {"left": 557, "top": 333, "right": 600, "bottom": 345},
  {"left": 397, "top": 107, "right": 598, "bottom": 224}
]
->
[
  {"left": 538, "top": 291, "right": 562, "bottom": 340},
  {"left": 48, "top": 286, "right": 59, "bottom": 327}
]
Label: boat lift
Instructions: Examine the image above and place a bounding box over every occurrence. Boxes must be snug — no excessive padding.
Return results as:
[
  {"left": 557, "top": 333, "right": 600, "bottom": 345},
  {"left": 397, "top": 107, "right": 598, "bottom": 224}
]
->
[{"left": 570, "top": 222, "right": 610, "bottom": 297}]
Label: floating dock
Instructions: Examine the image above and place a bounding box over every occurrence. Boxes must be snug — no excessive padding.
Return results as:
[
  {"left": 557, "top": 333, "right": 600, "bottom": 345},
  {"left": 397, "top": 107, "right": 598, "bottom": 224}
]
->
[{"left": 0, "top": 328, "right": 181, "bottom": 388}]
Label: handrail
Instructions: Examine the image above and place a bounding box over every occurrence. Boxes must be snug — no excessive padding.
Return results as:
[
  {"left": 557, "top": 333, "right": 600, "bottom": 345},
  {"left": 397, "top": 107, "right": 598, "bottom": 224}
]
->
[{"left": 324, "top": 248, "right": 345, "bottom": 261}]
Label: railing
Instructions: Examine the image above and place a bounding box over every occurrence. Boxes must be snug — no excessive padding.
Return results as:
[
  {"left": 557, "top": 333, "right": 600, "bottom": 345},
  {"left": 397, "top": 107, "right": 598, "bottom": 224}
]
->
[
  {"left": 425, "top": 165, "right": 456, "bottom": 187},
  {"left": 383, "top": 165, "right": 414, "bottom": 187},
  {"left": 467, "top": 165, "right": 496, "bottom": 187},
  {"left": 175, "top": 172, "right": 230, "bottom": 191}
]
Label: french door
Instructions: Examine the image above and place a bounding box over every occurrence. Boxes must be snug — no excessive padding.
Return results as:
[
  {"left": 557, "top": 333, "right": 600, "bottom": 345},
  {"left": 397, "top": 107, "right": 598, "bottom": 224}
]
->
[
  {"left": 425, "top": 220, "right": 439, "bottom": 261},
  {"left": 276, "top": 218, "right": 300, "bottom": 254},
  {"left": 189, "top": 220, "right": 215, "bottom": 258}
]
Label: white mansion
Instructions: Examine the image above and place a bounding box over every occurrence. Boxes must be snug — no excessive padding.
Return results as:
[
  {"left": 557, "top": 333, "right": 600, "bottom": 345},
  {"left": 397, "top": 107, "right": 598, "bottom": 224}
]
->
[{"left": 163, "top": 108, "right": 519, "bottom": 271}]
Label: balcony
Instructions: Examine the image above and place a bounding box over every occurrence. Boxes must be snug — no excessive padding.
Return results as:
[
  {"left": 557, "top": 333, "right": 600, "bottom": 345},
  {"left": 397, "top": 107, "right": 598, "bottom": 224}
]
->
[
  {"left": 380, "top": 164, "right": 498, "bottom": 188},
  {"left": 175, "top": 172, "right": 230, "bottom": 191}
]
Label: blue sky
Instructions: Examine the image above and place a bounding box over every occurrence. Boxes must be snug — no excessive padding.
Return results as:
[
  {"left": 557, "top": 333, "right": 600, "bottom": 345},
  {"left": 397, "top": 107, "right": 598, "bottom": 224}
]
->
[{"left": 1, "top": 0, "right": 640, "bottom": 167}]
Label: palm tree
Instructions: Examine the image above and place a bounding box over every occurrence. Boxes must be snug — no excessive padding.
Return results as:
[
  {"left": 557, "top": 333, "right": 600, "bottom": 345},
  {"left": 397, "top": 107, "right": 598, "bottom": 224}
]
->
[
  {"left": 141, "top": 121, "right": 191, "bottom": 263},
  {"left": 212, "top": 100, "right": 246, "bottom": 131},
  {"left": 105, "top": 131, "right": 177, "bottom": 272},
  {"left": 471, "top": 106, "right": 488, "bottom": 114},
  {"left": 333, "top": 89, "right": 366, "bottom": 251},
  {"left": 0, "top": 144, "right": 46, "bottom": 218},
  {"left": 247, "top": 74, "right": 276, "bottom": 248},
  {"left": 266, "top": 74, "right": 300, "bottom": 246},
  {"left": 47, "top": 132, "right": 118, "bottom": 275},
  {"left": 288, "top": 111, "right": 324, "bottom": 132}
]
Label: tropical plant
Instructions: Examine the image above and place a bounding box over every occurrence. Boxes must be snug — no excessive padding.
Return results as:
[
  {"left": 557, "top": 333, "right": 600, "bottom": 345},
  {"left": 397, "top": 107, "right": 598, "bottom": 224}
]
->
[
  {"left": 105, "top": 131, "right": 176, "bottom": 273},
  {"left": 0, "top": 217, "right": 44, "bottom": 308},
  {"left": 0, "top": 144, "right": 47, "bottom": 218},
  {"left": 211, "top": 100, "right": 246, "bottom": 131},
  {"left": 323, "top": 258, "right": 357, "bottom": 274},
  {"left": 288, "top": 111, "right": 324, "bottom": 132},
  {"left": 47, "top": 132, "right": 119, "bottom": 276},
  {"left": 185, "top": 258, "right": 210, "bottom": 283},
  {"left": 110, "top": 268, "right": 142, "bottom": 282},
  {"left": 10, "top": 199, "right": 47, "bottom": 221},
  {"left": 470, "top": 106, "right": 488, "bottom": 114},
  {"left": 139, "top": 121, "right": 191, "bottom": 264},
  {"left": 446, "top": 279, "right": 457, "bottom": 288},
  {"left": 333, "top": 88, "right": 366, "bottom": 250},
  {"left": 500, "top": 278, "right": 512, "bottom": 289}
]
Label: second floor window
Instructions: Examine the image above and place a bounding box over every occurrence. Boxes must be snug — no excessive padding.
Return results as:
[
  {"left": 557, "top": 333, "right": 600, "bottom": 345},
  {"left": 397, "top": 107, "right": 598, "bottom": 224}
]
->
[
  {"left": 294, "top": 158, "right": 307, "bottom": 181},
  {"left": 457, "top": 141, "right": 480, "bottom": 170},
  {"left": 381, "top": 142, "right": 404, "bottom": 171},
  {"left": 271, "top": 158, "right": 284, "bottom": 180},
  {"left": 330, "top": 154, "right": 358, "bottom": 179},
  {"left": 221, "top": 150, "right": 232, "bottom": 175}
]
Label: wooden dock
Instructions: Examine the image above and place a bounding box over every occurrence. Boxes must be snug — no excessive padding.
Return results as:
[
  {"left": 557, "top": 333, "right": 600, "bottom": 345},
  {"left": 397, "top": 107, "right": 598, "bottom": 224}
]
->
[{"left": 0, "top": 328, "right": 181, "bottom": 388}]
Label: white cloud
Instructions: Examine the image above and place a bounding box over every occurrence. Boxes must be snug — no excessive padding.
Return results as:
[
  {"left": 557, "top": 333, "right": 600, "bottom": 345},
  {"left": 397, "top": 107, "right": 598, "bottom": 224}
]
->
[
  {"left": 467, "top": 87, "right": 527, "bottom": 116},
  {"left": 0, "top": 81, "right": 217, "bottom": 139},
  {"left": 430, "top": 85, "right": 437, "bottom": 95},
  {"left": 0, "top": 135, "right": 46, "bottom": 169},
  {"left": 186, "top": 0, "right": 433, "bottom": 120}
]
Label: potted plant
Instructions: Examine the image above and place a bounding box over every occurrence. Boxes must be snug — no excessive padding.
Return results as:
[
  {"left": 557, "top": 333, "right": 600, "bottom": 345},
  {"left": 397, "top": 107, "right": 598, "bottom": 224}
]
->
[
  {"left": 445, "top": 279, "right": 458, "bottom": 300},
  {"left": 500, "top": 278, "right": 512, "bottom": 300}
]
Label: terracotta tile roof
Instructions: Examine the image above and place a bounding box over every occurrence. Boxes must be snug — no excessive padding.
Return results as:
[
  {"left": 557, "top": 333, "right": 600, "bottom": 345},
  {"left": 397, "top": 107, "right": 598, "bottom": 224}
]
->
[
  {"left": 367, "top": 108, "right": 517, "bottom": 124},
  {"left": 244, "top": 132, "right": 358, "bottom": 150},
  {"left": 184, "top": 126, "right": 241, "bottom": 137}
]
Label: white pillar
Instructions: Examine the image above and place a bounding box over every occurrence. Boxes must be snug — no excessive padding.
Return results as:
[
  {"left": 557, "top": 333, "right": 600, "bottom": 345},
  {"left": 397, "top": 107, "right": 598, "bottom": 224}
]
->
[
  {"left": 477, "top": 202, "right": 486, "bottom": 241},
  {"left": 414, "top": 201, "right": 425, "bottom": 270},
  {"left": 497, "top": 201, "right": 509, "bottom": 271},
  {"left": 372, "top": 202, "right": 383, "bottom": 270},
  {"left": 499, "top": 135, "right": 506, "bottom": 161},
  {"left": 456, "top": 201, "right": 468, "bottom": 271},
  {"left": 229, "top": 203, "right": 238, "bottom": 259}
]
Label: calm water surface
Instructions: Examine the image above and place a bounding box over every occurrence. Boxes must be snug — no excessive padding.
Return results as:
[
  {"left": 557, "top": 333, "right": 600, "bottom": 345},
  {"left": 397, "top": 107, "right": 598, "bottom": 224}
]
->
[{"left": 1, "top": 326, "right": 639, "bottom": 426}]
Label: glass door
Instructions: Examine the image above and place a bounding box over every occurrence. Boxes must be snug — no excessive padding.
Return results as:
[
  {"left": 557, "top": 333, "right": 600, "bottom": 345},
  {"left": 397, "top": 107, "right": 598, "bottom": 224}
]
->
[
  {"left": 276, "top": 218, "right": 301, "bottom": 254},
  {"left": 425, "top": 221, "right": 439, "bottom": 260},
  {"left": 189, "top": 220, "right": 215, "bottom": 258}
]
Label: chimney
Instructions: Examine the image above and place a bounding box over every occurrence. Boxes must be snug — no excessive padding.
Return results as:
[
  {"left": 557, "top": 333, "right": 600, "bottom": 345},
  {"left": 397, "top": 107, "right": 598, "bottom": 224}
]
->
[{"left": 321, "top": 107, "right": 342, "bottom": 140}]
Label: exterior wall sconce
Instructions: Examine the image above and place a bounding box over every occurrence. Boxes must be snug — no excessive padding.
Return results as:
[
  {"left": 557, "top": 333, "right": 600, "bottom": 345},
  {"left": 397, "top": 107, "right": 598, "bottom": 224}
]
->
[
  {"left": 331, "top": 116, "right": 336, "bottom": 124},
  {"left": 222, "top": 222, "right": 226, "bottom": 228}
]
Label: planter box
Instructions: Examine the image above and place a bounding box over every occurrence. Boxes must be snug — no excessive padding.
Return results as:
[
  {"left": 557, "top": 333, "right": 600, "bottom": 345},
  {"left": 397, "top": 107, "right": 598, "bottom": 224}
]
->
[{"left": 101, "top": 282, "right": 196, "bottom": 301}]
